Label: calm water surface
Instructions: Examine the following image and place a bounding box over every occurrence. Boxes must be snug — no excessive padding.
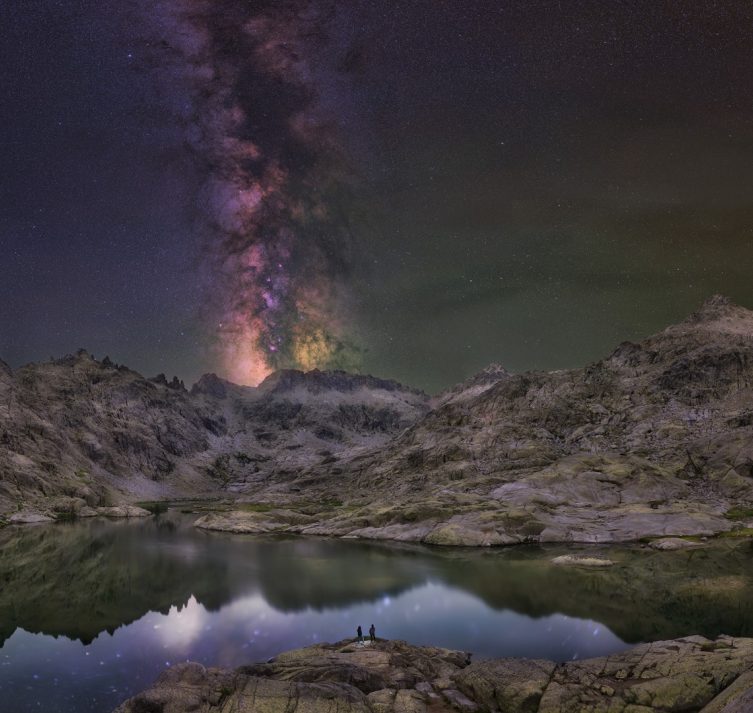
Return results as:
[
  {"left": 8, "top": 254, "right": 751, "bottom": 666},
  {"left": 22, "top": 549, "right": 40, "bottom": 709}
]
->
[{"left": 1, "top": 512, "right": 753, "bottom": 712}]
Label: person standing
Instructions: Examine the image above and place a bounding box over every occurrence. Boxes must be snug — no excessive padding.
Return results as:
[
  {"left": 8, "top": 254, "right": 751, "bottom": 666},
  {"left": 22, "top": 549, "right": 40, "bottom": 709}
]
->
[
  {"left": 369, "top": 624, "right": 376, "bottom": 642},
  {"left": 357, "top": 625, "right": 363, "bottom": 643}
]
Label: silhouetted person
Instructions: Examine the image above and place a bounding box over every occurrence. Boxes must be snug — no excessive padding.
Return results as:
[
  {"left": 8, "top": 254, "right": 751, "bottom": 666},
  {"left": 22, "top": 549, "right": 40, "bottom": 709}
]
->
[
  {"left": 369, "top": 624, "right": 376, "bottom": 642},
  {"left": 357, "top": 625, "right": 363, "bottom": 643}
]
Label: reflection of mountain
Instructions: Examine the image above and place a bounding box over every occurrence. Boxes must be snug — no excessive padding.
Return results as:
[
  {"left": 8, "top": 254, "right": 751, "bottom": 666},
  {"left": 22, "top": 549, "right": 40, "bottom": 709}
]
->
[
  {"left": 0, "top": 515, "right": 429, "bottom": 647},
  {"left": 431, "top": 543, "right": 753, "bottom": 642},
  {"left": 243, "top": 536, "right": 753, "bottom": 643},
  {"left": 247, "top": 536, "right": 428, "bottom": 612},
  {"left": 0, "top": 515, "right": 231, "bottom": 645},
  {"left": 260, "top": 538, "right": 753, "bottom": 644},
  {"left": 1, "top": 515, "right": 753, "bottom": 647}
]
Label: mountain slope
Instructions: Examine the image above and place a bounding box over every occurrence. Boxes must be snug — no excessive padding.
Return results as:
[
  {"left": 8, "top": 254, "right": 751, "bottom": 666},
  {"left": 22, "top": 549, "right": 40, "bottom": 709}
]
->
[
  {"left": 266, "top": 294, "right": 752, "bottom": 544},
  {"left": 0, "top": 352, "right": 428, "bottom": 517}
]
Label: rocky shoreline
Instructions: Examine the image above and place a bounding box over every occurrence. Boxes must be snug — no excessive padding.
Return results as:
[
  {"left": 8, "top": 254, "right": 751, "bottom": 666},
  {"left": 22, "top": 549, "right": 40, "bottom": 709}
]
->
[
  {"left": 4, "top": 501, "right": 751, "bottom": 550},
  {"left": 190, "top": 502, "right": 744, "bottom": 547},
  {"left": 3, "top": 504, "right": 151, "bottom": 525},
  {"left": 114, "top": 635, "right": 753, "bottom": 713}
]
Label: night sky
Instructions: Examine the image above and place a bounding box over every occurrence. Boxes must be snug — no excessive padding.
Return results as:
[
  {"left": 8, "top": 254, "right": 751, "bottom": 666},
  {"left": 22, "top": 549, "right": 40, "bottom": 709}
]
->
[{"left": 3, "top": 1, "right": 753, "bottom": 393}]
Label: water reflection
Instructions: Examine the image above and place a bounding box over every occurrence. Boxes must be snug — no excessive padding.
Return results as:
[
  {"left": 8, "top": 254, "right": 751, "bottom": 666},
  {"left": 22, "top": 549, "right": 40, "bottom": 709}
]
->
[
  {"left": 1, "top": 512, "right": 753, "bottom": 713},
  {"left": 0, "top": 587, "right": 623, "bottom": 713}
]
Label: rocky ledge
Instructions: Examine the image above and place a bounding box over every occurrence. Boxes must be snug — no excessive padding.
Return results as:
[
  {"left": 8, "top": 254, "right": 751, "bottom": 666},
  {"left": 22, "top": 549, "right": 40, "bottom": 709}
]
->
[{"left": 114, "top": 635, "right": 753, "bottom": 713}]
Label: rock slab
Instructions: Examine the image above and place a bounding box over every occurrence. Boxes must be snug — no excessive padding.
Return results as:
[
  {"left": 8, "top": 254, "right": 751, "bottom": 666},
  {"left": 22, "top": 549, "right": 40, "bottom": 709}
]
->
[{"left": 114, "top": 636, "right": 753, "bottom": 713}]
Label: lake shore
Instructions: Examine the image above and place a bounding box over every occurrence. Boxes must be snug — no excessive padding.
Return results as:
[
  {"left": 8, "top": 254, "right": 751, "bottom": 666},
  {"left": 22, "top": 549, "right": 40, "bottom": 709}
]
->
[
  {"left": 189, "top": 498, "right": 749, "bottom": 547},
  {"left": 9, "top": 494, "right": 751, "bottom": 550}
]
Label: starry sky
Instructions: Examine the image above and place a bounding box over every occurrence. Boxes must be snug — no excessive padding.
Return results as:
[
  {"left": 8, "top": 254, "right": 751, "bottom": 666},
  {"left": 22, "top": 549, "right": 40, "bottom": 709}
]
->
[{"left": 3, "top": 1, "right": 753, "bottom": 393}]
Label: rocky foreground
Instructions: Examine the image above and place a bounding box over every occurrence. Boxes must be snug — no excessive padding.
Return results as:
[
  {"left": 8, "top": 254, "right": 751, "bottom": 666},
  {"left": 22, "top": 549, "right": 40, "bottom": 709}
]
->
[
  {"left": 4, "top": 295, "right": 753, "bottom": 546},
  {"left": 114, "top": 636, "right": 753, "bottom": 713}
]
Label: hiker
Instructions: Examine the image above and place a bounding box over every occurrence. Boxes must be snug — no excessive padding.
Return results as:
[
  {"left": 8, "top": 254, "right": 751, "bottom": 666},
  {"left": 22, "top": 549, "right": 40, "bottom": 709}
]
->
[
  {"left": 357, "top": 625, "right": 363, "bottom": 643},
  {"left": 369, "top": 624, "right": 376, "bottom": 642}
]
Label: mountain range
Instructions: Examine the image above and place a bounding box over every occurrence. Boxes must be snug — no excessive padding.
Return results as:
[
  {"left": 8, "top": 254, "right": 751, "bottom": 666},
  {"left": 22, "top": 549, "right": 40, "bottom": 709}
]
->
[{"left": 2, "top": 294, "right": 753, "bottom": 545}]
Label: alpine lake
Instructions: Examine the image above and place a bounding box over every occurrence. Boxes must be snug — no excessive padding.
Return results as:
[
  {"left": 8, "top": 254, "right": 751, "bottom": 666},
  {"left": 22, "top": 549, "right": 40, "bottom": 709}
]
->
[{"left": 1, "top": 509, "right": 752, "bottom": 712}]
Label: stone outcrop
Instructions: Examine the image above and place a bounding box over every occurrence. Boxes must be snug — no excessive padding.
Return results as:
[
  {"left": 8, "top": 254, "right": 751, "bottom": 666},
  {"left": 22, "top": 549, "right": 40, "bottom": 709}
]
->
[{"left": 113, "top": 636, "right": 753, "bottom": 713}]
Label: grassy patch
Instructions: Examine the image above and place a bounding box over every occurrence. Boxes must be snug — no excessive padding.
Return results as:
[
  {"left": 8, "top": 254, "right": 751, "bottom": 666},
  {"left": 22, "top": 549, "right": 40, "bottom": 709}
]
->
[
  {"left": 54, "top": 511, "right": 78, "bottom": 522},
  {"left": 138, "top": 501, "right": 169, "bottom": 516},
  {"left": 518, "top": 520, "right": 546, "bottom": 537},
  {"left": 236, "top": 503, "right": 277, "bottom": 513},
  {"left": 395, "top": 503, "right": 446, "bottom": 523},
  {"left": 699, "top": 641, "right": 733, "bottom": 652},
  {"left": 724, "top": 507, "right": 753, "bottom": 521},
  {"left": 296, "top": 499, "right": 345, "bottom": 515},
  {"left": 639, "top": 534, "right": 705, "bottom": 544},
  {"left": 717, "top": 527, "right": 753, "bottom": 538},
  {"left": 179, "top": 502, "right": 234, "bottom": 514},
  {"left": 208, "top": 455, "right": 232, "bottom": 485}
]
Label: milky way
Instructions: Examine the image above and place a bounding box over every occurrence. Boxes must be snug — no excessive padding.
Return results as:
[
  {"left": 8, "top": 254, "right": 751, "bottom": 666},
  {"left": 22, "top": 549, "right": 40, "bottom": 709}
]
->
[
  {"left": 7, "top": 2, "right": 753, "bottom": 392},
  {"left": 143, "top": 0, "right": 361, "bottom": 384}
]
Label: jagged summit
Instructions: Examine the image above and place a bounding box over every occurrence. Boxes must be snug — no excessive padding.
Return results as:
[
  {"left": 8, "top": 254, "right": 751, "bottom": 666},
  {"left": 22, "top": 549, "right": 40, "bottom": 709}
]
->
[
  {"left": 473, "top": 363, "right": 511, "bottom": 381},
  {"left": 684, "top": 293, "right": 752, "bottom": 324},
  {"left": 257, "top": 368, "right": 426, "bottom": 397},
  {"left": 191, "top": 373, "right": 231, "bottom": 399},
  {"left": 148, "top": 373, "right": 186, "bottom": 391},
  {"left": 702, "top": 293, "right": 735, "bottom": 309},
  {"left": 434, "top": 362, "right": 512, "bottom": 406},
  {"left": 658, "top": 294, "right": 753, "bottom": 339},
  {"left": 48, "top": 349, "right": 96, "bottom": 366}
]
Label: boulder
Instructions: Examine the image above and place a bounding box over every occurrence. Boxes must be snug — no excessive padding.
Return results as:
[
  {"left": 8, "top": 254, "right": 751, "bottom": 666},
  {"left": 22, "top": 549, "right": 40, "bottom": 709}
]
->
[
  {"left": 551, "top": 555, "right": 615, "bottom": 567},
  {"left": 96, "top": 505, "right": 151, "bottom": 518},
  {"left": 649, "top": 537, "right": 703, "bottom": 551},
  {"left": 9, "top": 511, "right": 53, "bottom": 524},
  {"left": 453, "top": 658, "right": 555, "bottom": 712}
]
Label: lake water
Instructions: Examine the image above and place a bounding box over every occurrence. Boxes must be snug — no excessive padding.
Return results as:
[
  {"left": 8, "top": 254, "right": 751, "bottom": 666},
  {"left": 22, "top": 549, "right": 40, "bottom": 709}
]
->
[{"left": 1, "top": 512, "right": 753, "bottom": 712}]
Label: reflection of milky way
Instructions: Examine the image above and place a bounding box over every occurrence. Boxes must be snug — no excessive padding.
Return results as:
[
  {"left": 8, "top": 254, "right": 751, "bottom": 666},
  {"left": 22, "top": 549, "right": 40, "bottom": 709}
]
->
[{"left": 146, "top": 1, "right": 359, "bottom": 384}]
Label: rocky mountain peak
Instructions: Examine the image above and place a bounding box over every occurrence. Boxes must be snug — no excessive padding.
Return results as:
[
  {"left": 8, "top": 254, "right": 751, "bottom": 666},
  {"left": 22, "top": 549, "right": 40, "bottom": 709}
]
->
[
  {"left": 688, "top": 294, "right": 737, "bottom": 320},
  {"left": 149, "top": 373, "right": 186, "bottom": 391},
  {"left": 477, "top": 363, "right": 511, "bottom": 379},
  {"left": 434, "top": 362, "right": 512, "bottom": 406},
  {"left": 667, "top": 294, "right": 753, "bottom": 337},
  {"left": 704, "top": 293, "right": 734, "bottom": 308},
  {"left": 191, "top": 373, "right": 230, "bottom": 399}
]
